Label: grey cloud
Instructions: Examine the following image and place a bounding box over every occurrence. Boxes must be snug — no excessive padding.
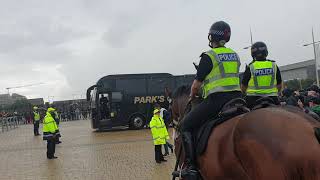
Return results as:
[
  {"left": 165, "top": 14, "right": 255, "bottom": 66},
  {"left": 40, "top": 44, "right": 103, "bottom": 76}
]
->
[
  {"left": 0, "top": 0, "right": 319, "bottom": 100},
  {"left": 0, "top": 17, "right": 89, "bottom": 53}
]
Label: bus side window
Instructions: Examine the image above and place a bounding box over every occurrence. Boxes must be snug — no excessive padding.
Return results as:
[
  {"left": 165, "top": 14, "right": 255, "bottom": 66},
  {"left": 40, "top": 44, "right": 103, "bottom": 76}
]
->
[{"left": 111, "top": 92, "right": 123, "bottom": 102}]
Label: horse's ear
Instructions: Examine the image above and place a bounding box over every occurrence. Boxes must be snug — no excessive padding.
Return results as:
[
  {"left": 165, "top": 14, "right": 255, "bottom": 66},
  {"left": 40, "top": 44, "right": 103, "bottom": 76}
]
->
[
  {"left": 164, "top": 87, "right": 172, "bottom": 98},
  {"left": 193, "top": 62, "right": 199, "bottom": 70}
]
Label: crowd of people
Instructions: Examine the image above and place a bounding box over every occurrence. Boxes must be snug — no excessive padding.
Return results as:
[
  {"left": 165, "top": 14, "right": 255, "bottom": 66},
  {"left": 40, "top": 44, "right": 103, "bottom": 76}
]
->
[{"left": 280, "top": 85, "right": 320, "bottom": 119}]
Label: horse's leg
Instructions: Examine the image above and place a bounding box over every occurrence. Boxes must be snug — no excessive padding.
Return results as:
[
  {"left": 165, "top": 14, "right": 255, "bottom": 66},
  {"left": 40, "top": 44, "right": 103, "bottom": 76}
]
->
[
  {"left": 198, "top": 116, "right": 250, "bottom": 180},
  {"left": 234, "top": 108, "right": 320, "bottom": 180}
]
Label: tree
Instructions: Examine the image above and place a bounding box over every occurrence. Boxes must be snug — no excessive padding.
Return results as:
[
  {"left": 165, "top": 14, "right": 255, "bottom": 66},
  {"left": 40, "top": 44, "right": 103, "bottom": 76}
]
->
[
  {"left": 11, "top": 99, "right": 32, "bottom": 114},
  {"left": 284, "top": 78, "right": 316, "bottom": 90},
  {"left": 285, "top": 79, "right": 300, "bottom": 90}
]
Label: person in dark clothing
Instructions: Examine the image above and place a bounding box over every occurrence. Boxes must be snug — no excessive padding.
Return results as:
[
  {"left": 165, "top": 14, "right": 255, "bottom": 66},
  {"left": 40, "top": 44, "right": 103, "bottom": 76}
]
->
[
  {"left": 100, "top": 94, "right": 110, "bottom": 119},
  {"left": 33, "top": 106, "right": 41, "bottom": 136},
  {"left": 172, "top": 21, "right": 242, "bottom": 178},
  {"left": 241, "top": 42, "right": 282, "bottom": 109},
  {"left": 161, "top": 107, "right": 174, "bottom": 156}
]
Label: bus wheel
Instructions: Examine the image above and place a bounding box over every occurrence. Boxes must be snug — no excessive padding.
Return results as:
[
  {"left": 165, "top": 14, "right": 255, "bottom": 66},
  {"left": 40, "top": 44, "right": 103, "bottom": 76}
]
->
[{"left": 129, "top": 115, "right": 145, "bottom": 129}]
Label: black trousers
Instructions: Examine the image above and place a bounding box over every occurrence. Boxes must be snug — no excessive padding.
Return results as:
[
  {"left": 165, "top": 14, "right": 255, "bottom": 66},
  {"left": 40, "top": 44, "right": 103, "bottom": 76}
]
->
[
  {"left": 245, "top": 96, "right": 279, "bottom": 109},
  {"left": 34, "top": 121, "right": 40, "bottom": 135},
  {"left": 180, "top": 91, "right": 242, "bottom": 133},
  {"left": 47, "top": 139, "right": 56, "bottom": 158},
  {"left": 154, "top": 145, "right": 164, "bottom": 162}
]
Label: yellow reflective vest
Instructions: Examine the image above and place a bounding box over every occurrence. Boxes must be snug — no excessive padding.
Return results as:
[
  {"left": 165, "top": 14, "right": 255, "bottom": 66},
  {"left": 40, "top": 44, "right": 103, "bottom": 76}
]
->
[
  {"left": 42, "top": 112, "right": 59, "bottom": 140},
  {"left": 202, "top": 47, "right": 241, "bottom": 98},
  {"left": 149, "top": 115, "right": 169, "bottom": 145},
  {"left": 247, "top": 60, "right": 278, "bottom": 96},
  {"left": 33, "top": 111, "right": 40, "bottom": 121}
]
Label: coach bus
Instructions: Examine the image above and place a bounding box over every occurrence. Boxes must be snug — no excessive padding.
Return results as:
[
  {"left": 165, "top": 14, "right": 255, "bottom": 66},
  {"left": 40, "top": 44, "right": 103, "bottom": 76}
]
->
[{"left": 86, "top": 73, "right": 194, "bottom": 130}]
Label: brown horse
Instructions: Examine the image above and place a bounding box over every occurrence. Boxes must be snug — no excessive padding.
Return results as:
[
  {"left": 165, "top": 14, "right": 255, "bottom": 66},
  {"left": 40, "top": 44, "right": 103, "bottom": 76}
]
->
[{"left": 171, "top": 86, "right": 320, "bottom": 180}]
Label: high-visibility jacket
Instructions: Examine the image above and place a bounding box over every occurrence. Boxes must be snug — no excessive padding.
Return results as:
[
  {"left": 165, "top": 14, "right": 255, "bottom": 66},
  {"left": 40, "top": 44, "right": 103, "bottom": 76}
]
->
[
  {"left": 149, "top": 115, "right": 169, "bottom": 145},
  {"left": 247, "top": 60, "right": 278, "bottom": 96},
  {"left": 33, "top": 111, "right": 40, "bottom": 121},
  {"left": 42, "top": 112, "right": 59, "bottom": 140},
  {"left": 202, "top": 47, "right": 241, "bottom": 98}
]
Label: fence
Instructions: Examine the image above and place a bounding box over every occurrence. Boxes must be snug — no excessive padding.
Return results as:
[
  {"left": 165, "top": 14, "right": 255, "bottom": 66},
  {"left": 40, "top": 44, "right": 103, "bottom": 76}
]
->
[
  {"left": 1, "top": 116, "right": 19, "bottom": 133},
  {"left": 59, "top": 112, "right": 91, "bottom": 122}
]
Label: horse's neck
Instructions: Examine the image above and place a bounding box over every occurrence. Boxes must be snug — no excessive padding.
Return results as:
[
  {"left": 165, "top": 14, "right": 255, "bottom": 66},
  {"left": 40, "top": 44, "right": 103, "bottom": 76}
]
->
[{"left": 178, "top": 95, "right": 190, "bottom": 119}]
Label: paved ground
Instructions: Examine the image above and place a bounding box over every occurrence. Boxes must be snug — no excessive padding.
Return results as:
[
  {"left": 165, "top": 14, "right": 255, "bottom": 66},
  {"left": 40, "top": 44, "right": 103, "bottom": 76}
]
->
[{"left": 0, "top": 120, "right": 176, "bottom": 180}]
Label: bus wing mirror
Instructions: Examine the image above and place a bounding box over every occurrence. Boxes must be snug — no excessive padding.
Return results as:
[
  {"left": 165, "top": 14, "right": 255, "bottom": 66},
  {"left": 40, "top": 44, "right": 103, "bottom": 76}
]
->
[
  {"left": 193, "top": 62, "right": 199, "bottom": 70},
  {"left": 86, "top": 89, "right": 91, "bottom": 101}
]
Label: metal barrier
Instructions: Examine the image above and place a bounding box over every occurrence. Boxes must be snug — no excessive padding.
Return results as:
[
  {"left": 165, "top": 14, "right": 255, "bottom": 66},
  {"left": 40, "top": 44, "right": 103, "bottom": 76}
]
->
[
  {"left": 1, "top": 116, "right": 19, "bottom": 133},
  {"left": 59, "top": 112, "right": 91, "bottom": 122}
]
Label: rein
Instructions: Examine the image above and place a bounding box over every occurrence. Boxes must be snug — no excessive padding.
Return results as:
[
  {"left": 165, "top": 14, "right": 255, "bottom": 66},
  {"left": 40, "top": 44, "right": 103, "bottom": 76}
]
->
[
  {"left": 172, "top": 99, "right": 193, "bottom": 130},
  {"left": 171, "top": 99, "right": 193, "bottom": 180}
]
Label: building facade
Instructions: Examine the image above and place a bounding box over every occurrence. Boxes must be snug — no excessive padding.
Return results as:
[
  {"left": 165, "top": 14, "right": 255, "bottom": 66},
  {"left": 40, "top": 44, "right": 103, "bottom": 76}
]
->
[
  {"left": 279, "top": 59, "right": 316, "bottom": 81},
  {"left": 0, "top": 93, "right": 27, "bottom": 106}
]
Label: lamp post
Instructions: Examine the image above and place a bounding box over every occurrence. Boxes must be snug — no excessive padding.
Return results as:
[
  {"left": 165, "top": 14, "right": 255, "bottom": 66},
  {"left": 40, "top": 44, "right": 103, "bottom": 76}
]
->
[
  {"left": 303, "top": 28, "right": 320, "bottom": 87},
  {"left": 243, "top": 27, "right": 253, "bottom": 50}
]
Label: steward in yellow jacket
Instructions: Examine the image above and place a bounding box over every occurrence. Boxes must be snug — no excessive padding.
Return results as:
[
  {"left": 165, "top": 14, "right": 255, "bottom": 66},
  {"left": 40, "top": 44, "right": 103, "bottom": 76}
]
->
[
  {"left": 149, "top": 109, "right": 168, "bottom": 163},
  {"left": 43, "top": 108, "right": 59, "bottom": 159},
  {"left": 33, "top": 106, "right": 41, "bottom": 136}
]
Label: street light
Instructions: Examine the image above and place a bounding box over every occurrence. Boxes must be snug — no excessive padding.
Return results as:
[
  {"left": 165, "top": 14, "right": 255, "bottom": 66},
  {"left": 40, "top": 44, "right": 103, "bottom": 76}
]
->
[
  {"left": 303, "top": 28, "right": 320, "bottom": 86},
  {"left": 303, "top": 41, "right": 320, "bottom": 47},
  {"left": 243, "top": 27, "right": 253, "bottom": 50},
  {"left": 243, "top": 45, "right": 251, "bottom": 50}
]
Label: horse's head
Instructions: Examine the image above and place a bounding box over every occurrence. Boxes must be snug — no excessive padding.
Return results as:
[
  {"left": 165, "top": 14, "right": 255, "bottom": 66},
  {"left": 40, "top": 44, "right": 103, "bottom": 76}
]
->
[
  {"left": 171, "top": 85, "right": 191, "bottom": 129},
  {"left": 171, "top": 85, "right": 203, "bottom": 129}
]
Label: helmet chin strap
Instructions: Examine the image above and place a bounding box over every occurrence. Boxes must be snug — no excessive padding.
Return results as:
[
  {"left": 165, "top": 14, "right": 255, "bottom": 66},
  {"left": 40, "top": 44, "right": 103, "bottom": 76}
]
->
[
  {"left": 208, "top": 34, "right": 213, "bottom": 48},
  {"left": 208, "top": 34, "right": 226, "bottom": 48}
]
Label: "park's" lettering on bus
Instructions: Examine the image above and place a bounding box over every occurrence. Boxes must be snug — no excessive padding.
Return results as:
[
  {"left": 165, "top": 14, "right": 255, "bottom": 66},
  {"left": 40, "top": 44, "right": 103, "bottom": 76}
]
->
[{"left": 134, "top": 96, "right": 165, "bottom": 104}]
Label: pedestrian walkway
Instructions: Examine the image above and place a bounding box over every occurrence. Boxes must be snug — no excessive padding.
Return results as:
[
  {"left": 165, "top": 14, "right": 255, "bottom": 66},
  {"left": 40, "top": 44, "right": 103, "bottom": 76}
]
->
[{"left": 0, "top": 120, "right": 175, "bottom": 180}]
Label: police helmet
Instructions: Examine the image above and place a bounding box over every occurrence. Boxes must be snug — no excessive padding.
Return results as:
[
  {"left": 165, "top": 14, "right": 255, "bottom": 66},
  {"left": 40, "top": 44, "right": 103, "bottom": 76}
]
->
[
  {"left": 251, "top": 41, "right": 268, "bottom": 59},
  {"left": 208, "top": 21, "right": 231, "bottom": 47}
]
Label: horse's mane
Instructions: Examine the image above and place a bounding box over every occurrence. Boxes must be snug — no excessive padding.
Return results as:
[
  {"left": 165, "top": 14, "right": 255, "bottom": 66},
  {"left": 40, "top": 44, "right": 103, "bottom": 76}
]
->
[
  {"left": 281, "top": 105, "right": 320, "bottom": 125},
  {"left": 172, "top": 85, "right": 191, "bottom": 99}
]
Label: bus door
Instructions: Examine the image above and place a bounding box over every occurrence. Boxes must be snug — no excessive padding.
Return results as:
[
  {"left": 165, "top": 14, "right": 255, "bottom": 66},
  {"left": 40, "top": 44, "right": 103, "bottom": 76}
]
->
[
  {"left": 98, "top": 93, "right": 111, "bottom": 120},
  {"left": 109, "top": 91, "right": 123, "bottom": 125}
]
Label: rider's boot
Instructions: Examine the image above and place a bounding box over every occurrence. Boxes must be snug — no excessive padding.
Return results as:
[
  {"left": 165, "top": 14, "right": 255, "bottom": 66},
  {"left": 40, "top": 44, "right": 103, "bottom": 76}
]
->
[{"left": 172, "top": 132, "right": 199, "bottom": 179}]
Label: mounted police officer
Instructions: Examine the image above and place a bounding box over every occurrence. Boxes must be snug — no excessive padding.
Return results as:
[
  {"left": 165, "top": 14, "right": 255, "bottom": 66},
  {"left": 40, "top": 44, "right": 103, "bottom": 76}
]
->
[
  {"left": 174, "top": 21, "right": 242, "bottom": 179},
  {"left": 241, "top": 41, "right": 282, "bottom": 109}
]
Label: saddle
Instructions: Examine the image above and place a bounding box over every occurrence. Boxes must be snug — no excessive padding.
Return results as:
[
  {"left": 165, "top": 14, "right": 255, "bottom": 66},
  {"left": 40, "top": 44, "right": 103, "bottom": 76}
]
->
[
  {"left": 195, "top": 98, "right": 250, "bottom": 156},
  {"left": 252, "top": 96, "right": 276, "bottom": 110}
]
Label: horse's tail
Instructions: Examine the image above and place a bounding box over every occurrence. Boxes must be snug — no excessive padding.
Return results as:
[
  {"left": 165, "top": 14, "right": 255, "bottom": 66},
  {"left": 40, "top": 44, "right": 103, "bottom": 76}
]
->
[{"left": 234, "top": 107, "right": 320, "bottom": 180}]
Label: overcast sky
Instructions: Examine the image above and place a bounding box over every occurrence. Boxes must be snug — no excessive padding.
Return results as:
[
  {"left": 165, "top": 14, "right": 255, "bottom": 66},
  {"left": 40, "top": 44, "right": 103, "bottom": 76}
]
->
[{"left": 0, "top": 0, "right": 319, "bottom": 101}]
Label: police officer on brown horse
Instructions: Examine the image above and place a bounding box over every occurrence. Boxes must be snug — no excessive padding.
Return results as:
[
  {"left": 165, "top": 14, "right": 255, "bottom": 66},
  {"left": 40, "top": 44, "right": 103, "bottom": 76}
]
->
[
  {"left": 241, "top": 42, "right": 282, "bottom": 109},
  {"left": 174, "top": 21, "right": 242, "bottom": 179}
]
